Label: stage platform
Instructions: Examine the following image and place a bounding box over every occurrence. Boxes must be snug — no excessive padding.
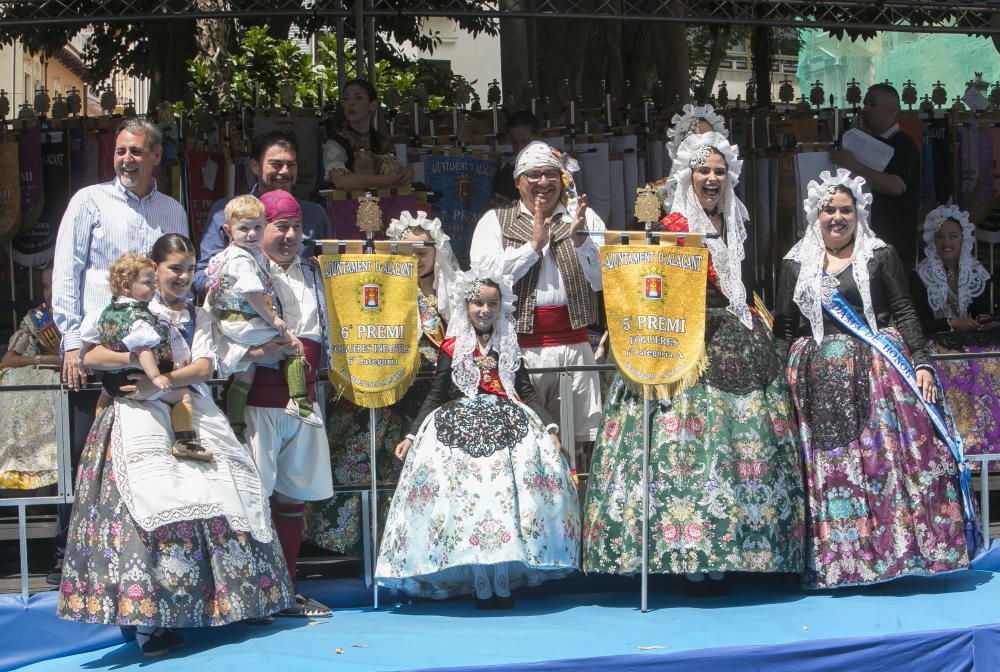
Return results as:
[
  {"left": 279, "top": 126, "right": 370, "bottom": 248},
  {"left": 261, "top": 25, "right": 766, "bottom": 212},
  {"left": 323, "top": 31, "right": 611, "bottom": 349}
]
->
[{"left": 5, "top": 545, "right": 1000, "bottom": 672}]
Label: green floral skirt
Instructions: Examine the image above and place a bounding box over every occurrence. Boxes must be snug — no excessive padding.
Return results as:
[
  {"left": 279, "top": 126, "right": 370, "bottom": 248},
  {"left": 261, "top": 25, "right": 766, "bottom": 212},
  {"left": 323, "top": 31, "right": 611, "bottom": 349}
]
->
[{"left": 583, "top": 309, "right": 806, "bottom": 575}]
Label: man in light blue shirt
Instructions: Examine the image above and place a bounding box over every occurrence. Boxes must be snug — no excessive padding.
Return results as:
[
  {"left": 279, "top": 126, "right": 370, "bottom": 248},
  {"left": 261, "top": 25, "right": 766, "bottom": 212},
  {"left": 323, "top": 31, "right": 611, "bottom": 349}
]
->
[
  {"left": 49, "top": 117, "right": 188, "bottom": 584},
  {"left": 194, "top": 131, "right": 331, "bottom": 295},
  {"left": 52, "top": 117, "right": 189, "bottom": 389}
]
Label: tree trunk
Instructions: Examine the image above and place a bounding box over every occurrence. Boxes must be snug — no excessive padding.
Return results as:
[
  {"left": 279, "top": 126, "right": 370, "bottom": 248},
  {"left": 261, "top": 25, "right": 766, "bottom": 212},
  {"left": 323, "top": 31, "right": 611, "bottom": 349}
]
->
[
  {"left": 648, "top": 1, "right": 689, "bottom": 107},
  {"left": 750, "top": 24, "right": 773, "bottom": 109},
  {"left": 144, "top": 19, "right": 199, "bottom": 113},
  {"left": 699, "top": 26, "right": 729, "bottom": 104}
]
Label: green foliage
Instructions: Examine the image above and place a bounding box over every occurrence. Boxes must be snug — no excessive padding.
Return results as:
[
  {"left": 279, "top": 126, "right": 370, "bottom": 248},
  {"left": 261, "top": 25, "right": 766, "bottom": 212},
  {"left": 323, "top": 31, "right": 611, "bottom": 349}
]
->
[{"left": 183, "top": 28, "right": 479, "bottom": 112}]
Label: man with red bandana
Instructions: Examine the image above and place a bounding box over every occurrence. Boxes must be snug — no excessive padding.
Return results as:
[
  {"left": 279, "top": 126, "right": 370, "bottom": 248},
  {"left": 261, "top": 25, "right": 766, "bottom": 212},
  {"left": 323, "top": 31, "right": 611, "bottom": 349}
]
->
[
  {"left": 240, "top": 189, "right": 335, "bottom": 618},
  {"left": 469, "top": 140, "right": 606, "bottom": 467}
]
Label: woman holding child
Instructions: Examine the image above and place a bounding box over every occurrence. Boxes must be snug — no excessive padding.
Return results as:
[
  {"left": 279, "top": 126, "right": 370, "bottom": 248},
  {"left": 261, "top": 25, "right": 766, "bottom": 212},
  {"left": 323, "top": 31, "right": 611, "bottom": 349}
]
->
[{"left": 57, "top": 233, "right": 293, "bottom": 657}]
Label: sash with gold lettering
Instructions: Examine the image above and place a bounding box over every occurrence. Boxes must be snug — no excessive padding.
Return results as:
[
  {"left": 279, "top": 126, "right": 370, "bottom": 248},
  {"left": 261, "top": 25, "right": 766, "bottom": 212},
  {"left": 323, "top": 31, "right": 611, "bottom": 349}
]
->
[
  {"left": 601, "top": 237, "right": 709, "bottom": 400},
  {"left": 320, "top": 252, "right": 419, "bottom": 407}
]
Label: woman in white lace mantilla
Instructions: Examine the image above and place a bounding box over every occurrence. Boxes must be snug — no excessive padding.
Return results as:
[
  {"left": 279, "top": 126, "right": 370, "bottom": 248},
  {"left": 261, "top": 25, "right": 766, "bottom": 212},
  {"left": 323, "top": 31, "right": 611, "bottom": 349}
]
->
[
  {"left": 375, "top": 263, "right": 580, "bottom": 609},
  {"left": 775, "top": 170, "right": 973, "bottom": 589},
  {"left": 909, "top": 204, "right": 1000, "bottom": 467},
  {"left": 583, "top": 132, "right": 805, "bottom": 593}
]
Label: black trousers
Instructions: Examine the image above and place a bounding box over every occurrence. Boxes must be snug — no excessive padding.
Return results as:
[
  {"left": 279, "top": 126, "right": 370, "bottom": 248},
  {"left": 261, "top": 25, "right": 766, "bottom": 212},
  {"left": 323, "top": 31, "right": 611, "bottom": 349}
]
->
[{"left": 52, "top": 388, "right": 101, "bottom": 562}]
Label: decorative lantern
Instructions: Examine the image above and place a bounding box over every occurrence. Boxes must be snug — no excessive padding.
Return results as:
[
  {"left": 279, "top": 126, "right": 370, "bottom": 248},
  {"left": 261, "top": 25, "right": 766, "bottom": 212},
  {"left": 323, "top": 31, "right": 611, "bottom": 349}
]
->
[
  {"left": 65, "top": 87, "right": 81, "bottom": 115},
  {"left": 901, "top": 80, "right": 917, "bottom": 109},
  {"left": 845, "top": 78, "right": 862, "bottom": 109},
  {"left": 33, "top": 86, "right": 50, "bottom": 116},
  {"left": 778, "top": 78, "right": 794, "bottom": 104},
  {"left": 931, "top": 81, "right": 947, "bottom": 108},
  {"left": 100, "top": 87, "right": 117, "bottom": 115},
  {"left": 156, "top": 101, "right": 174, "bottom": 126},
  {"left": 18, "top": 100, "right": 35, "bottom": 121},
  {"left": 51, "top": 92, "right": 68, "bottom": 119},
  {"left": 487, "top": 79, "right": 501, "bottom": 107},
  {"left": 809, "top": 79, "right": 824, "bottom": 108}
]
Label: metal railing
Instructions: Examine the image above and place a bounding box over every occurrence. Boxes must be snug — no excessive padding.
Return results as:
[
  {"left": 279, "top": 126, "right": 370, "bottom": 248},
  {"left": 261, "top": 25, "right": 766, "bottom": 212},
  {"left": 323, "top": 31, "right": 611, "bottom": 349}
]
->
[{"left": 2, "top": 348, "right": 1000, "bottom": 606}]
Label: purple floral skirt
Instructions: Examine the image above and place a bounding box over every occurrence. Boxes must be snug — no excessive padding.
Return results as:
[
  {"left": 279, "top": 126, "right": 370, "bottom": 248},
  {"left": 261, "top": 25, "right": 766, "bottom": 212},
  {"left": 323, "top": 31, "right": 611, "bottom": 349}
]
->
[{"left": 787, "top": 329, "right": 970, "bottom": 589}]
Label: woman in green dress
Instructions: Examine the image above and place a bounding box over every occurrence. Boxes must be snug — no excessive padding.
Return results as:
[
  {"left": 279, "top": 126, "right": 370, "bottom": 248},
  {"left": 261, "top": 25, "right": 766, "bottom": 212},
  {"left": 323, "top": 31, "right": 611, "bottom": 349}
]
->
[{"left": 582, "top": 132, "right": 806, "bottom": 593}]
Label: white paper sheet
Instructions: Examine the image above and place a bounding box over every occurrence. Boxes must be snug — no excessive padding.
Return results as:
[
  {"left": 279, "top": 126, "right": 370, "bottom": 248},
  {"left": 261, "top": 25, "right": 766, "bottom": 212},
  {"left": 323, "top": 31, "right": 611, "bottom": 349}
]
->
[{"left": 841, "top": 128, "right": 894, "bottom": 172}]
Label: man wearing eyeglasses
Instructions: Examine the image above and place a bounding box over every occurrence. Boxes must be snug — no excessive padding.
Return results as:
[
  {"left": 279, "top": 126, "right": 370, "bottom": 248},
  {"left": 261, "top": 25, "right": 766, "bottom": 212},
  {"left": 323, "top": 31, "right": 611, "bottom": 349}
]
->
[
  {"left": 470, "top": 140, "right": 606, "bottom": 467},
  {"left": 194, "top": 130, "right": 331, "bottom": 295}
]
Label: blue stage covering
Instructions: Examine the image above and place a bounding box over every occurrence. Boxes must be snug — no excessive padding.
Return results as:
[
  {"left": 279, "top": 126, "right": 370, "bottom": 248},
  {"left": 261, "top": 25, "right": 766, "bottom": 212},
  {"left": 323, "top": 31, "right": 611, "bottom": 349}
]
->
[{"left": 6, "top": 544, "right": 1000, "bottom": 672}]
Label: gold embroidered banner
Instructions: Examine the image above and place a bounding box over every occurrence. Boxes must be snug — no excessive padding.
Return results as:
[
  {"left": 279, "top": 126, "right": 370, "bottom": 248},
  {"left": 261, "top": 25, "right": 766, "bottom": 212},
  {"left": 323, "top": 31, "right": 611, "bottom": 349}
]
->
[
  {"left": 320, "top": 253, "right": 419, "bottom": 408},
  {"left": 601, "top": 242, "right": 709, "bottom": 400},
  {"left": 0, "top": 140, "right": 20, "bottom": 245}
]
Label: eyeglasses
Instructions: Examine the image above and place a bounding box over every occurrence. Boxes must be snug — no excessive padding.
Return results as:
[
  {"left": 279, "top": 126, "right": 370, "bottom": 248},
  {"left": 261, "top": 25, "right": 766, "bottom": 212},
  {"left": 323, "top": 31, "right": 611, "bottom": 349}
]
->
[{"left": 522, "top": 170, "right": 561, "bottom": 184}]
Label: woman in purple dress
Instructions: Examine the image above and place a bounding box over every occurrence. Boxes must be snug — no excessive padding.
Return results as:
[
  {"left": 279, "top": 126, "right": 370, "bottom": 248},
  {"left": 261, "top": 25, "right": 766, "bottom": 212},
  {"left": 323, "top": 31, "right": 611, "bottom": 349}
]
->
[{"left": 774, "top": 170, "right": 978, "bottom": 589}]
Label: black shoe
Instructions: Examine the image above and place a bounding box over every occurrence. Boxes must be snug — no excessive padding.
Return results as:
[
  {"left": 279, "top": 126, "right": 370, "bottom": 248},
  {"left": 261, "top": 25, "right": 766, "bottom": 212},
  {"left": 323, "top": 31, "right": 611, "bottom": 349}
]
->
[
  {"left": 474, "top": 596, "right": 495, "bottom": 611},
  {"left": 491, "top": 595, "right": 515, "bottom": 610},
  {"left": 45, "top": 564, "right": 63, "bottom": 586},
  {"left": 140, "top": 629, "right": 184, "bottom": 658}
]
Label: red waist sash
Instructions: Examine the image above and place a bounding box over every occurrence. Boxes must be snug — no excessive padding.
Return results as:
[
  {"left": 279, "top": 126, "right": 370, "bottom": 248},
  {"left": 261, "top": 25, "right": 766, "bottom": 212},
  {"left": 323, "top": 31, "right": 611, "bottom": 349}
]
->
[
  {"left": 247, "top": 337, "right": 321, "bottom": 408},
  {"left": 517, "top": 305, "right": 589, "bottom": 348}
]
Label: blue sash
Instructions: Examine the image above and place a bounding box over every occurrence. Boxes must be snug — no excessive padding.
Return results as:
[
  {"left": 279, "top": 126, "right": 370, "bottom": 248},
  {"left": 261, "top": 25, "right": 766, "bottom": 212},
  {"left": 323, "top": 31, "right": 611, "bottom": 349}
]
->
[{"left": 823, "top": 288, "right": 981, "bottom": 555}]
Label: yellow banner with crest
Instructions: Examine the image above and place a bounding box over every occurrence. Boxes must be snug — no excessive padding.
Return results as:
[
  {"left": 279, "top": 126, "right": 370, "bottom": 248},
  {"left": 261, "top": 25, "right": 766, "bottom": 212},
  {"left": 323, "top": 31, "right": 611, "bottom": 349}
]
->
[
  {"left": 601, "top": 237, "right": 709, "bottom": 400},
  {"left": 320, "top": 252, "right": 419, "bottom": 408}
]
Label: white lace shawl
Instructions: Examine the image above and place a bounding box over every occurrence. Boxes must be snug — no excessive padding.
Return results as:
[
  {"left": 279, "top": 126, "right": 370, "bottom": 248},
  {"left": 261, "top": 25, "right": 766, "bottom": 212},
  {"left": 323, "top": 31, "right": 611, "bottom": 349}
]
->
[
  {"left": 668, "top": 132, "right": 752, "bottom": 329},
  {"left": 387, "top": 210, "right": 462, "bottom": 320},
  {"left": 446, "top": 263, "right": 521, "bottom": 400},
  {"left": 915, "top": 204, "right": 991, "bottom": 319},
  {"left": 784, "top": 168, "right": 882, "bottom": 343}
]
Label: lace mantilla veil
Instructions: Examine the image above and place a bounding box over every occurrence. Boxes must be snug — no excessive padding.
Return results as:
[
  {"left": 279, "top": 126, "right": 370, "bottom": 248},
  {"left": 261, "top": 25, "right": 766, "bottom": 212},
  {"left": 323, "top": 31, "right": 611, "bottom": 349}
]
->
[
  {"left": 915, "top": 204, "right": 991, "bottom": 319},
  {"left": 446, "top": 260, "right": 521, "bottom": 400},
  {"left": 668, "top": 131, "right": 753, "bottom": 329},
  {"left": 387, "top": 210, "right": 462, "bottom": 321},
  {"left": 784, "top": 168, "right": 882, "bottom": 343}
]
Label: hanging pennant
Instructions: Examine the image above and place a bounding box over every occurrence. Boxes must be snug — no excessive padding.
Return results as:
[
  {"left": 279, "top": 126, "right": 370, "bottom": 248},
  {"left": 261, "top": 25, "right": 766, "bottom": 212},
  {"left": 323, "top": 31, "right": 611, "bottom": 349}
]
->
[
  {"left": 68, "top": 125, "right": 85, "bottom": 192},
  {"left": 601, "top": 236, "right": 709, "bottom": 400},
  {"left": 17, "top": 125, "right": 44, "bottom": 236},
  {"left": 423, "top": 153, "right": 500, "bottom": 267},
  {"left": 0, "top": 140, "right": 20, "bottom": 245},
  {"left": 320, "top": 252, "right": 420, "bottom": 408},
  {"left": 12, "top": 130, "right": 69, "bottom": 266},
  {"left": 185, "top": 148, "right": 227, "bottom": 245}
]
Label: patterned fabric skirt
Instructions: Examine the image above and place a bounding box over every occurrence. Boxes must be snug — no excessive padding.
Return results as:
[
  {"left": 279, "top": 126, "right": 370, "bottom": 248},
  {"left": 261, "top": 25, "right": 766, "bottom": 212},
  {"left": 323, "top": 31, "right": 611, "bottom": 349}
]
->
[
  {"left": 0, "top": 366, "right": 59, "bottom": 489},
  {"left": 928, "top": 332, "right": 1000, "bottom": 469},
  {"left": 376, "top": 394, "right": 580, "bottom": 599},
  {"left": 583, "top": 309, "right": 806, "bottom": 575},
  {"left": 786, "top": 329, "right": 971, "bottom": 589},
  {"left": 303, "top": 378, "right": 428, "bottom": 555},
  {"left": 57, "top": 404, "right": 294, "bottom": 627}
]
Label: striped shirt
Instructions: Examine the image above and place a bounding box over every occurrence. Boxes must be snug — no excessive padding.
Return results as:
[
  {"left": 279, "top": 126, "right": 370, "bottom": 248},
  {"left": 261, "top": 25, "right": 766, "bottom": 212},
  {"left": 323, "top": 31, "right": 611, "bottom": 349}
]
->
[{"left": 52, "top": 178, "right": 189, "bottom": 351}]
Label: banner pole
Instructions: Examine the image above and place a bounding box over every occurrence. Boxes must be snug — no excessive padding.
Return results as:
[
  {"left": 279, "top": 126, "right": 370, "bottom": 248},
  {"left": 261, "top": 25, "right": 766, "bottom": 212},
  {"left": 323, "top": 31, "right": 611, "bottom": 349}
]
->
[
  {"left": 370, "top": 406, "right": 379, "bottom": 609},
  {"left": 641, "top": 392, "right": 650, "bottom": 613}
]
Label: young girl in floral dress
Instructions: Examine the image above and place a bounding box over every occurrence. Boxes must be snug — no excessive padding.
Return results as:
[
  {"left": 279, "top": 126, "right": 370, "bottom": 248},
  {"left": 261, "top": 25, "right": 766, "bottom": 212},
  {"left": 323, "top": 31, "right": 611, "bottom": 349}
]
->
[{"left": 376, "top": 263, "right": 580, "bottom": 609}]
